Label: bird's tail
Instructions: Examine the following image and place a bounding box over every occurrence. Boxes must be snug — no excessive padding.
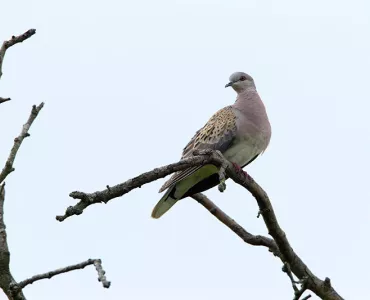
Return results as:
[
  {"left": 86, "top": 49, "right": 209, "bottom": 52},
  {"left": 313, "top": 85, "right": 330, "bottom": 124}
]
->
[{"left": 151, "top": 187, "right": 178, "bottom": 219}]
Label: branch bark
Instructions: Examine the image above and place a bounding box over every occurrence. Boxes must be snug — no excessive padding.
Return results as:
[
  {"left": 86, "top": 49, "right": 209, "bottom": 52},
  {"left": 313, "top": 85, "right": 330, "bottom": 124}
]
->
[
  {"left": 59, "top": 150, "right": 344, "bottom": 300},
  {"left": 0, "top": 103, "right": 44, "bottom": 184},
  {"left": 0, "top": 29, "right": 111, "bottom": 299},
  {"left": 0, "top": 29, "right": 36, "bottom": 80},
  {"left": 56, "top": 154, "right": 219, "bottom": 221},
  {"left": 0, "top": 103, "right": 111, "bottom": 299},
  {"left": 0, "top": 184, "right": 26, "bottom": 300},
  {"left": 10, "top": 258, "right": 110, "bottom": 297},
  {"left": 191, "top": 193, "right": 281, "bottom": 256}
]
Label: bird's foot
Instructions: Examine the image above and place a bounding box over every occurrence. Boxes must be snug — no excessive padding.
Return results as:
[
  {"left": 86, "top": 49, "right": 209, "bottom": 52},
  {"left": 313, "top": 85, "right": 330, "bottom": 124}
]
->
[{"left": 232, "top": 162, "right": 249, "bottom": 178}]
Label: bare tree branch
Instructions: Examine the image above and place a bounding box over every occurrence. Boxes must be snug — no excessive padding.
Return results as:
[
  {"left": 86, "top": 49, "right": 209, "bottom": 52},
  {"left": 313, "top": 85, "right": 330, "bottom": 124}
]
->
[
  {"left": 282, "top": 262, "right": 299, "bottom": 292},
  {"left": 0, "top": 103, "right": 44, "bottom": 184},
  {"left": 0, "top": 98, "right": 11, "bottom": 104},
  {"left": 0, "top": 184, "right": 26, "bottom": 300},
  {"left": 56, "top": 153, "right": 221, "bottom": 221},
  {"left": 10, "top": 259, "right": 110, "bottom": 295},
  {"left": 0, "top": 102, "right": 45, "bottom": 299},
  {"left": 293, "top": 278, "right": 309, "bottom": 300},
  {"left": 193, "top": 193, "right": 314, "bottom": 300},
  {"left": 191, "top": 193, "right": 281, "bottom": 256},
  {"left": 0, "top": 30, "right": 35, "bottom": 105},
  {"left": 0, "top": 29, "right": 36, "bottom": 80},
  {"left": 93, "top": 259, "right": 110, "bottom": 288},
  {"left": 0, "top": 28, "right": 35, "bottom": 300},
  {"left": 0, "top": 104, "right": 111, "bottom": 299},
  {"left": 60, "top": 150, "right": 344, "bottom": 299},
  {"left": 0, "top": 28, "right": 112, "bottom": 299}
]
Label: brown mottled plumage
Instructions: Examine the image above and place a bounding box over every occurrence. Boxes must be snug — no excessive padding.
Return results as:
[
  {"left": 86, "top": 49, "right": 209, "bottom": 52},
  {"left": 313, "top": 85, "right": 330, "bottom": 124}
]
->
[
  {"left": 159, "top": 106, "right": 237, "bottom": 192},
  {"left": 152, "top": 71, "right": 271, "bottom": 219},
  {"left": 183, "top": 106, "right": 237, "bottom": 155}
]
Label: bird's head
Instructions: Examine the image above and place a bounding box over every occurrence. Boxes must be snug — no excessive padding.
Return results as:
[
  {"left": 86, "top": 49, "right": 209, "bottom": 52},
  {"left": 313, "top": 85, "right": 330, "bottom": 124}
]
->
[{"left": 225, "top": 72, "right": 255, "bottom": 93}]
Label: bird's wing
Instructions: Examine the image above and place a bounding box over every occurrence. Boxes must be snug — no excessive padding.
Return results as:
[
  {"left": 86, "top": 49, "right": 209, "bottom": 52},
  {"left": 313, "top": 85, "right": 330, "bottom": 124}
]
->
[{"left": 159, "top": 106, "right": 237, "bottom": 193}]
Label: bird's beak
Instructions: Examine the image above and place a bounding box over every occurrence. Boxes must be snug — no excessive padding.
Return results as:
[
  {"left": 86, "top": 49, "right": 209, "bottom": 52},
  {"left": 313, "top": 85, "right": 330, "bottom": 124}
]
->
[{"left": 225, "top": 82, "right": 233, "bottom": 88}]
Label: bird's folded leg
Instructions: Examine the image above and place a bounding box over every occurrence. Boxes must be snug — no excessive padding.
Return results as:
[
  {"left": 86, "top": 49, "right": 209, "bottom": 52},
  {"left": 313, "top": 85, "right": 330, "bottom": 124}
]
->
[{"left": 214, "top": 150, "right": 228, "bottom": 192}]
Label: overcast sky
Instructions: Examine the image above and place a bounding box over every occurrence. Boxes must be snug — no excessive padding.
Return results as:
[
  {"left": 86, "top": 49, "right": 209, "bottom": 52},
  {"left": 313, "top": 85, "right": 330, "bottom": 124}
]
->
[{"left": 1, "top": 0, "right": 369, "bottom": 299}]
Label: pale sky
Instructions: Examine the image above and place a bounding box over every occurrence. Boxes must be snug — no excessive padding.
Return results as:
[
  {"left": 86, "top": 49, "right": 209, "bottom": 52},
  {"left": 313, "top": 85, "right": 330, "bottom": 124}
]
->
[{"left": 1, "top": 0, "right": 369, "bottom": 299}]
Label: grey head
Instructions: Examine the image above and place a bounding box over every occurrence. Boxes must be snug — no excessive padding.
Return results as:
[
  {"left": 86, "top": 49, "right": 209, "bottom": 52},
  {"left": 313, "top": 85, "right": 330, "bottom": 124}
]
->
[{"left": 225, "top": 72, "right": 256, "bottom": 93}]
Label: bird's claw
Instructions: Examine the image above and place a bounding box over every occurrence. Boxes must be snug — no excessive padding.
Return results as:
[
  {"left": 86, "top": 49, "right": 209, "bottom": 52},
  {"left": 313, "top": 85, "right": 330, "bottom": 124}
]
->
[{"left": 218, "top": 178, "right": 226, "bottom": 192}]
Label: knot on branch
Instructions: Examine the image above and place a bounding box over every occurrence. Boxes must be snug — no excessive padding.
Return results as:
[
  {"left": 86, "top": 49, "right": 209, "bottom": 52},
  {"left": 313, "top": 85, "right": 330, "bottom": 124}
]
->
[
  {"left": 69, "top": 191, "right": 92, "bottom": 202},
  {"left": 323, "top": 277, "right": 332, "bottom": 290},
  {"left": 257, "top": 208, "right": 270, "bottom": 218},
  {"left": 9, "top": 283, "right": 22, "bottom": 299},
  {"left": 56, "top": 205, "right": 84, "bottom": 222}
]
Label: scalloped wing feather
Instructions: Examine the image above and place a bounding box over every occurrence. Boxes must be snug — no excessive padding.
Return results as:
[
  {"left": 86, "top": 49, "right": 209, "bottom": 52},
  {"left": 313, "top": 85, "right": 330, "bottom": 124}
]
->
[{"left": 159, "top": 106, "right": 237, "bottom": 193}]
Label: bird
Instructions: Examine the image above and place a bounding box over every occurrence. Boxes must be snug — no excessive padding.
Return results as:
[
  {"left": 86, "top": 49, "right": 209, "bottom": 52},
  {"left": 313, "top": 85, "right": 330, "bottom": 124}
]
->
[{"left": 151, "top": 72, "right": 271, "bottom": 219}]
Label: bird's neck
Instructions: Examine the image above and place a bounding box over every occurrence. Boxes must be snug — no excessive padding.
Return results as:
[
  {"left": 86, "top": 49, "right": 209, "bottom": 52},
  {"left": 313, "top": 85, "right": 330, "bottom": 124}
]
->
[
  {"left": 234, "top": 89, "right": 270, "bottom": 129},
  {"left": 234, "top": 88, "right": 261, "bottom": 111}
]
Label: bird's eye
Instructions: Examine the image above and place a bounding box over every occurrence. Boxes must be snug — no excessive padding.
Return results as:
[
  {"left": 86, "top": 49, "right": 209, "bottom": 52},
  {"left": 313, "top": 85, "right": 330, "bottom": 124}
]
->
[{"left": 240, "top": 76, "right": 247, "bottom": 81}]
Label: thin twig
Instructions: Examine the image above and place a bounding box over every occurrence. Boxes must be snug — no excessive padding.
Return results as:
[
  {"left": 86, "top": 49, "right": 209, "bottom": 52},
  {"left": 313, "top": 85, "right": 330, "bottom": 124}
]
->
[
  {"left": 192, "top": 193, "right": 281, "bottom": 256},
  {"left": 93, "top": 259, "right": 111, "bottom": 288},
  {"left": 282, "top": 262, "right": 299, "bottom": 292},
  {"left": 10, "top": 259, "right": 110, "bottom": 295},
  {"left": 60, "top": 150, "right": 344, "bottom": 300},
  {"left": 0, "top": 103, "right": 44, "bottom": 184},
  {"left": 293, "top": 278, "right": 308, "bottom": 300},
  {"left": 0, "top": 29, "right": 36, "bottom": 79},
  {"left": 0, "top": 97, "right": 11, "bottom": 104}
]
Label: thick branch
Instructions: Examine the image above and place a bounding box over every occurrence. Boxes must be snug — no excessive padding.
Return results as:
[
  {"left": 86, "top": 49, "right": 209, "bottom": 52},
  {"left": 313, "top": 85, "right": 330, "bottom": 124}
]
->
[
  {"left": 10, "top": 259, "right": 110, "bottom": 295},
  {"left": 0, "top": 103, "right": 44, "bottom": 184},
  {"left": 61, "top": 150, "right": 343, "bottom": 299},
  {"left": 0, "top": 29, "right": 36, "bottom": 80},
  {"left": 0, "top": 184, "right": 26, "bottom": 300},
  {"left": 227, "top": 168, "right": 342, "bottom": 299}
]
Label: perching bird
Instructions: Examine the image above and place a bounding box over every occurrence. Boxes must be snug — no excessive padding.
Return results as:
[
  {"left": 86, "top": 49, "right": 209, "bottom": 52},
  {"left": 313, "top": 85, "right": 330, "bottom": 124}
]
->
[{"left": 152, "top": 72, "right": 271, "bottom": 218}]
